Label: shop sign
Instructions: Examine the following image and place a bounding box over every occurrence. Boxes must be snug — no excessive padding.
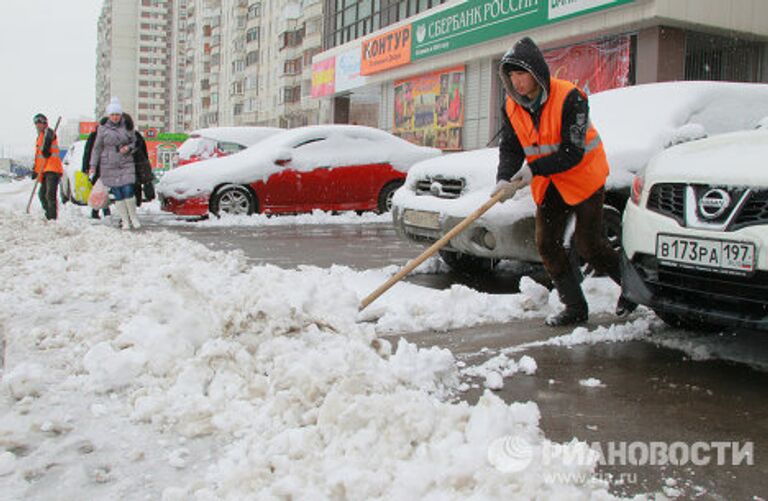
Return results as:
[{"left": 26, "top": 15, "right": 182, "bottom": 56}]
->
[
  {"left": 336, "top": 49, "right": 368, "bottom": 93},
  {"left": 411, "top": 0, "right": 634, "bottom": 61},
  {"left": 361, "top": 24, "right": 412, "bottom": 75},
  {"left": 311, "top": 57, "right": 336, "bottom": 97},
  {"left": 79, "top": 121, "right": 98, "bottom": 135},
  {"left": 393, "top": 65, "right": 465, "bottom": 151}
]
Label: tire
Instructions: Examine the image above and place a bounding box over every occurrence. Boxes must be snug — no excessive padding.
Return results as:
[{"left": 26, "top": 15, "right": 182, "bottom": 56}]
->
[
  {"left": 568, "top": 205, "right": 623, "bottom": 279},
  {"left": 439, "top": 250, "right": 497, "bottom": 274},
  {"left": 210, "top": 185, "right": 256, "bottom": 216},
  {"left": 377, "top": 180, "right": 404, "bottom": 213},
  {"left": 653, "top": 310, "right": 722, "bottom": 332}
]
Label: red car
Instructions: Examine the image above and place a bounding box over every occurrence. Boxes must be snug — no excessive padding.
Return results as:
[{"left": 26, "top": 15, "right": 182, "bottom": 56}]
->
[{"left": 157, "top": 125, "right": 441, "bottom": 217}]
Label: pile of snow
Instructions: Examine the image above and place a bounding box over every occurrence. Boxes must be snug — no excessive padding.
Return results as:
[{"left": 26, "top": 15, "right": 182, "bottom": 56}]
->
[{"left": 0, "top": 199, "right": 630, "bottom": 499}]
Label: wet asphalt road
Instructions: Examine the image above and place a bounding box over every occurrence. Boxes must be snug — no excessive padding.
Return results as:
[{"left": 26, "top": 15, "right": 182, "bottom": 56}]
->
[{"left": 150, "top": 215, "right": 768, "bottom": 500}]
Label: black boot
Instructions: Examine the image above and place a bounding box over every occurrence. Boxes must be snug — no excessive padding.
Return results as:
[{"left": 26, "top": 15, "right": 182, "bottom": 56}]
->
[{"left": 547, "top": 271, "right": 588, "bottom": 327}]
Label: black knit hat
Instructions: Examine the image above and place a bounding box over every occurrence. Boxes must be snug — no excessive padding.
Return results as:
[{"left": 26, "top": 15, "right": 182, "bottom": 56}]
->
[
  {"left": 498, "top": 37, "right": 551, "bottom": 108},
  {"left": 33, "top": 113, "right": 48, "bottom": 124}
]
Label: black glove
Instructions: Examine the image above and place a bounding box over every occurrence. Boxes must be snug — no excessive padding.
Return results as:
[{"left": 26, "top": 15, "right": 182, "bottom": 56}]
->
[{"left": 31, "top": 171, "right": 37, "bottom": 180}]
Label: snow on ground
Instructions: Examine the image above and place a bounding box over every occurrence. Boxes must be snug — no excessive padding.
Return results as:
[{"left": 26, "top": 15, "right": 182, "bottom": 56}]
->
[{"left": 1, "top": 182, "right": 641, "bottom": 500}]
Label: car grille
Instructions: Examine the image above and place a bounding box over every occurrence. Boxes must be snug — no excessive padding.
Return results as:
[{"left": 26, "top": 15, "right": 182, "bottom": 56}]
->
[
  {"left": 633, "top": 254, "right": 768, "bottom": 318},
  {"left": 647, "top": 183, "right": 768, "bottom": 231},
  {"left": 414, "top": 176, "right": 465, "bottom": 199},
  {"left": 647, "top": 183, "right": 685, "bottom": 224},
  {"left": 731, "top": 189, "right": 768, "bottom": 231}
]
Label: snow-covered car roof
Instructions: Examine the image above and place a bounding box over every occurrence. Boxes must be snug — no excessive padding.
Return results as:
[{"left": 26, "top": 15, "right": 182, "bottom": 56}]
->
[
  {"left": 159, "top": 125, "right": 442, "bottom": 199},
  {"left": 593, "top": 81, "right": 768, "bottom": 188},
  {"left": 177, "top": 126, "right": 282, "bottom": 160}
]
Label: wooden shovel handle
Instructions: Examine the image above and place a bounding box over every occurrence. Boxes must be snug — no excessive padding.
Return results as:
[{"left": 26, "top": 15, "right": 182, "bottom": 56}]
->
[{"left": 359, "top": 183, "right": 522, "bottom": 311}]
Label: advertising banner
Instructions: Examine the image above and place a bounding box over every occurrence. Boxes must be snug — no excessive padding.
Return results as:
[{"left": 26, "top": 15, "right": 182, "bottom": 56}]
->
[
  {"left": 393, "top": 65, "right": 465, "bottom": 150},
  {"left": 335, "top": 48, "right": 368, "bottom": 93},
  {"left": 311, "top": 57, "right": 336, "bottom": 97},
  {"left": 544, "top": 36, "right": 631, "bottom": 94},
  {"left": 361, "top": 24, "right": 412, "bottom": 75},
  {"left": 411, "top": 0, "right": 634, "bottom": 61}
]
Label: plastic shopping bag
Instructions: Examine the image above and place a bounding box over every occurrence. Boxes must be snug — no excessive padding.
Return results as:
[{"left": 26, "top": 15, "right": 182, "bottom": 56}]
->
[
  {"left": 88, "top": 179, "right": 109, "bottom": 210},
  {"left": 73, "top": 171, "right": 93, "bottom": 204}
]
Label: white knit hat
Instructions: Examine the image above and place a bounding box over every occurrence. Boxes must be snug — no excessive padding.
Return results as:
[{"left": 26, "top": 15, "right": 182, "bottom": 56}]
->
[{"left": 106, "top": 96, "right": 123, "bottom": 115}]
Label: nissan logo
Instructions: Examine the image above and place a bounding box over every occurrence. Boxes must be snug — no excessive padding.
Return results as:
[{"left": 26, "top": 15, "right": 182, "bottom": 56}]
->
[{"left": 698, "top": 188, "right": 731, "bottom": 219}]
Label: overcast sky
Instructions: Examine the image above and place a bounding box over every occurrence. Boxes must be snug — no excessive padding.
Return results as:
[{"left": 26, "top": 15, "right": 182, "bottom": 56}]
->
[{"left": 0, "top": 0, "right": 103, "bottom": 158}]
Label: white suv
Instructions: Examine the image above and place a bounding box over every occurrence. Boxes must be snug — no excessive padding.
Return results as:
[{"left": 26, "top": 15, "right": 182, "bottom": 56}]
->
[{"left": 621, "top": 129, "right": 768, "bottom": 331}]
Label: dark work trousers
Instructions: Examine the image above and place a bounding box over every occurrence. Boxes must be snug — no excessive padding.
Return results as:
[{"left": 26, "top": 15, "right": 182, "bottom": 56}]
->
[
  {"left": 38, "top": 172, "right": 62, "bottom": 220},
  {"left": 534, "top": 184, "right": 621, "bottom": 284}
]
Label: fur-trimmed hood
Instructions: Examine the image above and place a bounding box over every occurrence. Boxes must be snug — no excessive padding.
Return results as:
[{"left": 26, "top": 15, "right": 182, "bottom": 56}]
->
[{"left": 498, "top": 37, "right": 551, "bottom": 110}]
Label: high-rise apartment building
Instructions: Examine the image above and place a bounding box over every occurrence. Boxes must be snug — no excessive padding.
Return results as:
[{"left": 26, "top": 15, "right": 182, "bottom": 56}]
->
[
  {"left": 96, "top": 0, "right": 186, "bottom": 132},
  {"left": 182, "top": 0, "right": 324, "bottom": 130}
]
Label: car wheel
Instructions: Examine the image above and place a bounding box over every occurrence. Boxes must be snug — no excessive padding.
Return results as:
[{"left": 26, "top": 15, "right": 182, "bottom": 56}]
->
[
  {"left": 210, "top": 186, "right": 256, "bottom": 216},
  {"left": 377, "top": 180, "right": 404, "bottom": 213},
  {"left": 439, "top": 250, "right": 497, "bottom": 274},
  {"left": 653, "top": 310, "right": 722, "bottom": 332},
  {"left": 568, "top": 205, "right": 623, "bottom": 279}
]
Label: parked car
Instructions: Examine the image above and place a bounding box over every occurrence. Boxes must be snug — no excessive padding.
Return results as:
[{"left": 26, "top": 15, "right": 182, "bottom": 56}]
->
[
  {"left": 177, "top": 127, "right": 283, "bottom": 166},
  {"left": 620, "top": 128, "right": 768, "bottom": 331},
  {"left": 392, "top": 81, "right": 768, "bottom": 273},
  {"left": 157, "top": 125, "right": 442, "bottom": 217},
  {"left": 60, "top": 139, "right": 87, "bottom": 205}
]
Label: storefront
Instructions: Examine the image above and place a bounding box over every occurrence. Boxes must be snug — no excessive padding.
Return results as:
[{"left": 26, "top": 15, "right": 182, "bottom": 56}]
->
[{"left": 312, "top": 0, "right": 768, "bottom": 151}]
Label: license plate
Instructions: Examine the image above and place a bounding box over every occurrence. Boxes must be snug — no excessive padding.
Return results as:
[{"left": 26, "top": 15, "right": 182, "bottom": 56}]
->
[
  {"left": 403, "top": 209, "right": 440, "bottom": 230},
  {"left": 656, "top": 233, "right": 756, "bottom": 275}
]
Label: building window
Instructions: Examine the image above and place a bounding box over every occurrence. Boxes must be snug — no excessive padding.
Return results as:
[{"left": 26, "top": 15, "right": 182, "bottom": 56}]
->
[
  {"left": 282, "top": 86, "right": 302, "bottom": 103},
  {"left": 246, "top": 50, "right": 259, "bottom": 66},
  {"left": 246, "top": 27, "right": 260, "bottom": 43},
  {"left": 280, "top": 28, "right": 305, "bottom": 49},
  {"left": 248, "top": 2, "right": 261, "bottom": 19},
  {"left": 324, "top": 0, "right": 448, "bottom": 49},
  {"left": 685, "top": 31, "right": 763, "bottom": 82},
  {"left": 284, "top": 57, "right": 302, "bottom": 75}
]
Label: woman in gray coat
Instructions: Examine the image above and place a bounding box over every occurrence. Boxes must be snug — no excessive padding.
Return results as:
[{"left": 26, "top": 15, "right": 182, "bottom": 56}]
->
[{"left": 89, "top": 96, "right": 141, "bottom": 229}]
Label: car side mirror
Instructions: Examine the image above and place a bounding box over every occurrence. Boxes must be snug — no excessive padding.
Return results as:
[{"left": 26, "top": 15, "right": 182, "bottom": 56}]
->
[{"left": 274, "top": 149, "right": 292, "bottom": 166}]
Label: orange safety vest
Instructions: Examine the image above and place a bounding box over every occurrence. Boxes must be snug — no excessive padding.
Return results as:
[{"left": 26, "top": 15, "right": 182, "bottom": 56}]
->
[
  {"left": 34, "top": 130, "right": 63, "bottom": 176},
  {"left": 505, "top": 78, "right": 609, "bottom": 206}
]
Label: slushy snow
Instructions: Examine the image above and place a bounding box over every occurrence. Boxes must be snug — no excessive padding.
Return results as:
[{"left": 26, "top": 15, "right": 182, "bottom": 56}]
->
[{"left": 0, "top": 187, "right": 634, "bottom": 500}]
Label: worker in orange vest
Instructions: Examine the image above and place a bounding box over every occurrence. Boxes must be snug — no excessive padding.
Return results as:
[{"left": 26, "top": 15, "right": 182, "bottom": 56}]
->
[
  {"left": 491, "top": 37, "right": 636, "bottom": 326},
  {"left": 32, "top": 113, "right": 64, "bottom": 220}
]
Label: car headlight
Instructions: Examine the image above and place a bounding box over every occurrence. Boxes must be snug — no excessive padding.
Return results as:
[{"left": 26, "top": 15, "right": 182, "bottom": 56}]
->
[{"left": 630, "top": 173, "right": 645, "bottom": 205}]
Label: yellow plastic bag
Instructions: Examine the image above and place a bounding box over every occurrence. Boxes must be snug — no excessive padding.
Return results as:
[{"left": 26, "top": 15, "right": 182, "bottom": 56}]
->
[{"left": 73, "top": 171, "right": 93, "bottom": 205}]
